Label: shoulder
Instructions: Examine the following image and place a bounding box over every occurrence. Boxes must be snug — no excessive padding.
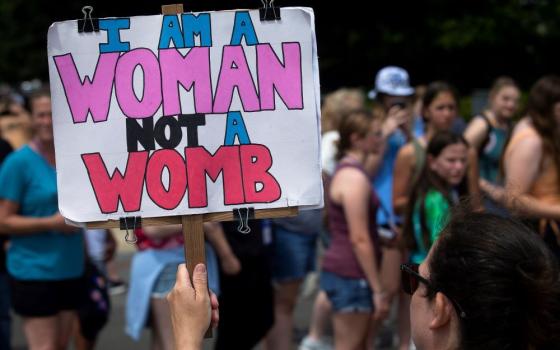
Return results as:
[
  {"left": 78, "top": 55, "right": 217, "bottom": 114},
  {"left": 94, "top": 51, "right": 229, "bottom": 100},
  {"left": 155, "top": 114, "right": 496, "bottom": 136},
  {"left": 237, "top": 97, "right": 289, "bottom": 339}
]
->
[
  {"left": 0, "top": 146, "right": 31, "bottom": 171},
  {"left": 332, "top": 166, "right": 370, "bottom": 202},
  {"left": 424, "top": 189, "right": 448, "bottom": 207},
  {"left": 508, "top": 121, "right": 542, "bottom": 151},
  {"left": 397, "top": 142, "right": 415, "bottom": 160},
  {"left": 466, "top": 115, "right": 490, "bottom": 133},
  {"left": 335, "top": 165, "right": 368, "bottom": 183}
]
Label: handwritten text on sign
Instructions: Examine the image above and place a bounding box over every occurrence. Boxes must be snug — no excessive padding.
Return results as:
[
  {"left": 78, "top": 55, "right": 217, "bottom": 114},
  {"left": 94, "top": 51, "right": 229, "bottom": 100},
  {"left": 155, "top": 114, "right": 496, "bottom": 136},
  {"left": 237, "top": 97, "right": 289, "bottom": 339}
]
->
[{"left": 47, "top": 8, "right": 322, "bottom": 222}]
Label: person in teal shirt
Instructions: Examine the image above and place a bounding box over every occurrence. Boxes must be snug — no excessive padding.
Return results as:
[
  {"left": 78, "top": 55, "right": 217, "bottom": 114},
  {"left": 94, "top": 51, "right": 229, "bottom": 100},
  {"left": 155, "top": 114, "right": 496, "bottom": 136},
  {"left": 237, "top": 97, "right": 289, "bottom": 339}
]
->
[
  {"left": 404, "top": 132, "right": 469, "bottom": 264},
  {"left": 464, "top": 77, "right": 520, "bottom": 184},
  {"left": 0, "top": 89, "right": 84, "bottom": 350}
]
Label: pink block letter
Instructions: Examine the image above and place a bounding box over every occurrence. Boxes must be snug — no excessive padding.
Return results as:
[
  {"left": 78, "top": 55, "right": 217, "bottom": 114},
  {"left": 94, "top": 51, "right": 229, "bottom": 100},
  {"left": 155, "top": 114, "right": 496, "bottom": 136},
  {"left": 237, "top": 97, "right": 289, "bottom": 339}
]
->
[
  {"left": 53, "top": 53, "right": 118, "bottom": 123},
  {"left": 115, "top": 49, "right": 162, "bottom": 118},
  {"left": 257, "top": 43, "right": 303, "bottom": 110},
  {"left": 160, "top": 48, "right": 213, "bottom": 115},
  {"left": 213, "top": 46, "right": 260, "bottom": 113}
]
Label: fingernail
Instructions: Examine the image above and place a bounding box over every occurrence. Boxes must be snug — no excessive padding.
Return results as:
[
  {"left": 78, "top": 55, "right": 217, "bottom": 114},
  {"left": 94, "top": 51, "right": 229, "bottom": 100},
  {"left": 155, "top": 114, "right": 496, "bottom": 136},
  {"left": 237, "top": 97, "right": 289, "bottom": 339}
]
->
[{"left": 195, "top": 264, "right": 206, "bottom": 273}]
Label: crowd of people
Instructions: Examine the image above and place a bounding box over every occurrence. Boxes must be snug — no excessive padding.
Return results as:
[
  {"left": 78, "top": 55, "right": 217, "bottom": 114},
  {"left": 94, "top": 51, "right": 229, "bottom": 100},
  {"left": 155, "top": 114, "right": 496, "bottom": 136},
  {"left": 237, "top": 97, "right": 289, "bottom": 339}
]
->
[{"left": 1, "top": 65, "right": 560, "bottom": 350}]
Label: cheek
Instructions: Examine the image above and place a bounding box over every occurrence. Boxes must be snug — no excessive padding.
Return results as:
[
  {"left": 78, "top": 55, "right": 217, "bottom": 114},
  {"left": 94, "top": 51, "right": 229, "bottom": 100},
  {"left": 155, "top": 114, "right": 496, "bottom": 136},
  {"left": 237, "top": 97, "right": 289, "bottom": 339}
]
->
[
  {"left": 410, "top": 292, "right": 430, "bottom": 347},
  {"left": 433, "top": 110, "right": 453, "bottom": 126},
  {"left": 433, "top": 161, "right": 449, "bottom": 177}
]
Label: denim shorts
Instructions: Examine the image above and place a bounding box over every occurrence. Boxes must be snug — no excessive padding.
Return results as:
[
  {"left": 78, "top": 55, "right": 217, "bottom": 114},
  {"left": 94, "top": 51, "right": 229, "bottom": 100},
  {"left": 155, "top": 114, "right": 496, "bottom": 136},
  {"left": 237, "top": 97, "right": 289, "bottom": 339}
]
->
[
  {"left": 151, "top": 263, "right": 178, "bottom": 298},
  {"left": 320, "top": 270, "right": 373, "bottom": 313},
  {"left": 271, "top": 226, "right": 318, "bottom": 282}
]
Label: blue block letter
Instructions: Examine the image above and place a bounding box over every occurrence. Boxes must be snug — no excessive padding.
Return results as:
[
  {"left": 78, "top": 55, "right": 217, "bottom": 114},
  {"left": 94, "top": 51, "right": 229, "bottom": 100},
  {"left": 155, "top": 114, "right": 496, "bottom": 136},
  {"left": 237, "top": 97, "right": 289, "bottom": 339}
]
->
[
  {"left": 224, "top": 111, "right": 251, "bottom": 145},
  {"left": 230, "top": 11, "right": 258, "bottom": 46},
  {"left": 182, "top": 13, "right": 212, "bottom": 47},
  {"left": 159, "top": 15, "right": 185, "bottom": 49},
  {"left": 99, "top": 18, "right": 130, "bottom": 53}
]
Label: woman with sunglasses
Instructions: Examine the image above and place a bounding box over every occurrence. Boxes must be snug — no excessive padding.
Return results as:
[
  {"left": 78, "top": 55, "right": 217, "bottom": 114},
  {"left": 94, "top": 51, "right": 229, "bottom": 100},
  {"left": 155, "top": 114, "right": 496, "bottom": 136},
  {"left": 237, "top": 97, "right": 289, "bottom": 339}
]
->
[
  {"left": 403, "top": 132, "right": 469, "bottom": 265},
  {"left": 319, "top": 109, "right": 389, "bottom": 349},
  {"left": 401, "top": 211, "right": 560, "bottom": 350}
]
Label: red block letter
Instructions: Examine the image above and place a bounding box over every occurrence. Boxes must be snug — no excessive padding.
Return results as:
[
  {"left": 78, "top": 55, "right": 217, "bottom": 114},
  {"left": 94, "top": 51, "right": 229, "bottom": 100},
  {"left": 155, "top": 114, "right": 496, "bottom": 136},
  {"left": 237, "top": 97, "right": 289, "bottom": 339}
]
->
[
  {"left": 81, "top": 152, "right": 148, "bottom": 213},
  {"left": 145, "top": 149, "right": 187, "bottom": 210},
  {"left": 185, "top": 146, "right": 245, "bottom": 208},
  {"left": 240, "top": 144, "right": 281, "bottom": 203}
]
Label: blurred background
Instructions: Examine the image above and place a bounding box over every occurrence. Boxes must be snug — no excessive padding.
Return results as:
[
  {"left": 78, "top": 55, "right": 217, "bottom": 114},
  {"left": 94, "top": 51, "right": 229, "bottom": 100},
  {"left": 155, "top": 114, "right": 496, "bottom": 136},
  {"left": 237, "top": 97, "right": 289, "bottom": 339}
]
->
[
  {"left": 1, "top": 1, "right": 559, "bottom": 349},
  {"left": 2, "top": 0, "right": 560, "bottom": 114}
]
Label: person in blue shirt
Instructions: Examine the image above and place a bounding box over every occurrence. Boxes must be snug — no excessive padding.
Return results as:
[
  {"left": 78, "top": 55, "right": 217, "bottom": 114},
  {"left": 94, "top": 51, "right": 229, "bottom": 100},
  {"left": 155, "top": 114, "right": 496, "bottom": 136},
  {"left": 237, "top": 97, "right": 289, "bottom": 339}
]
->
[
  {"left": 0, "top": 89, "right": 84, "bottom": 350},
  {"left": 367, "top": 66, "right": 416, "bottom": 350}
]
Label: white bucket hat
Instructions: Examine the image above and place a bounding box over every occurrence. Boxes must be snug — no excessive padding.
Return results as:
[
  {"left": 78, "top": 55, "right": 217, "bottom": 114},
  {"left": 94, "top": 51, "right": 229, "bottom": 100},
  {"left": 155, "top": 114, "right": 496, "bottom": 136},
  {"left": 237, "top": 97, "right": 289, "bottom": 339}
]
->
[{"left": 368, "top": 66, "right": 414, "bottom": 99}]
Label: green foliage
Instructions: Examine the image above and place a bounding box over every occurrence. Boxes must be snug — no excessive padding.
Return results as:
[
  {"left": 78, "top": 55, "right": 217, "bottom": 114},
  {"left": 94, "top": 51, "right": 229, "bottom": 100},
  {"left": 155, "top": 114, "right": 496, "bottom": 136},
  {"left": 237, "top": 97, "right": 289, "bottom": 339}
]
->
[{"left": 1, "top": 0, "right": 560, "bottom": 93}]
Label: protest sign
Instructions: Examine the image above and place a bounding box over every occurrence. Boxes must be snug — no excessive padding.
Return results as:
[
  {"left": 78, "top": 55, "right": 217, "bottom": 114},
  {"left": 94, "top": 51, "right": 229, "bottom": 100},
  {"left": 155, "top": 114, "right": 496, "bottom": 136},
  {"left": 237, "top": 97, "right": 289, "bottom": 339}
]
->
[{"left": 47, "top": 7, "right": 322, "bottom": 224}]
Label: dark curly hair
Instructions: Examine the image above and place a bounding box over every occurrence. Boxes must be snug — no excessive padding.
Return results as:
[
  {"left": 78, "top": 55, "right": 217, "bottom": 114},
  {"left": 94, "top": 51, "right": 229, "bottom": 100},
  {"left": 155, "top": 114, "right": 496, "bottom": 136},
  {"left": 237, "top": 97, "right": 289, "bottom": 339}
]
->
[{"left": 427, "top": 210, "right": 560, "bottom": 349}]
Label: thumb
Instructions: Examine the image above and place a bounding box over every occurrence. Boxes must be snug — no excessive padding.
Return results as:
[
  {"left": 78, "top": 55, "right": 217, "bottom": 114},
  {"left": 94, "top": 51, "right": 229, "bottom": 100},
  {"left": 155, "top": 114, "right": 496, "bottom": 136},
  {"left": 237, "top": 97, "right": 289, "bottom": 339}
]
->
[
  {"left": 192, "top": 263, "right": 208, "bottom": 296},
  {"left": 174, "top": 264, "right": 192, "bottom": 290}
]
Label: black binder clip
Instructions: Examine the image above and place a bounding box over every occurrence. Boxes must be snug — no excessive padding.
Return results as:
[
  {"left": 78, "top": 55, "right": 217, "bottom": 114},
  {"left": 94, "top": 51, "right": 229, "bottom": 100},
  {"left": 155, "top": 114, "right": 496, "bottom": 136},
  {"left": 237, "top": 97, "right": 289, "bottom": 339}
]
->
[
  {"left": 260, "top": 0, "right": 281, "bottom": 21},
  {"left": 120, "top": 216, "right": 141, "bottom": 244},
  {"left": 233, "top": 207, "right": 255, "bottom": 234},
  {"left": 78, "top": 6, "right": 99, "bottom": 33}
]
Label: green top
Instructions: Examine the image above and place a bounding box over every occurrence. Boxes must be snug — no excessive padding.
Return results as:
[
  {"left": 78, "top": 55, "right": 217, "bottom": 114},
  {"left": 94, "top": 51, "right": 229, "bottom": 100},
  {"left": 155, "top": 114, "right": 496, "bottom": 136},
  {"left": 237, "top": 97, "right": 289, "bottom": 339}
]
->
[{"left": 410, "top": 189, "right": 450, "bottom": 264}]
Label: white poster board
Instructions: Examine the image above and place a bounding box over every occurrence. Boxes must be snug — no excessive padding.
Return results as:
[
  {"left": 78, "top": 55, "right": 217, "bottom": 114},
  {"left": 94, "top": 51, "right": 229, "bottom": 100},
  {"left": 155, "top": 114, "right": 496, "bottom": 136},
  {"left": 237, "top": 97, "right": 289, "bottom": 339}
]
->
[{"left": 47, "top": 8, "right": 322, "bottom": 223}]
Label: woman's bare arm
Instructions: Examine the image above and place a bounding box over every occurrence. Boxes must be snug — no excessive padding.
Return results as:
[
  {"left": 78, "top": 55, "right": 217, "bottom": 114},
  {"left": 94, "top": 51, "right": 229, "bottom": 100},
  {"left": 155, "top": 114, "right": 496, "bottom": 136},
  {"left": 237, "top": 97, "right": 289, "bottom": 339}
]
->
[
  {"left": 0, "top": 199, "right": 74, "bottom": 235},
  {"left": 392, "top": 144, "right": 415, "bottom": 215},
  {"left": 503, "top": 135, "right": 560, "bottom": 219}
]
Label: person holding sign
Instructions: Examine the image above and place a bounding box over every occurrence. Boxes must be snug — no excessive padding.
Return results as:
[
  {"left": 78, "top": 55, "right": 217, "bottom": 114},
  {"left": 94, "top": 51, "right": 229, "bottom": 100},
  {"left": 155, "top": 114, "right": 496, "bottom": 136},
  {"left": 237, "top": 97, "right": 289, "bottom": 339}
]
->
[
  {"left": 319, "top": 109, "right": 390, "bottom": 349},
  {"left": 0, "top": 89, "right": 85, "bottom": 350},
  {"left": 125, "top": 223, "right": 224, "bottom": 349},
  {"left": 167, "top": 263, "right": 219, "bottom": 350}
]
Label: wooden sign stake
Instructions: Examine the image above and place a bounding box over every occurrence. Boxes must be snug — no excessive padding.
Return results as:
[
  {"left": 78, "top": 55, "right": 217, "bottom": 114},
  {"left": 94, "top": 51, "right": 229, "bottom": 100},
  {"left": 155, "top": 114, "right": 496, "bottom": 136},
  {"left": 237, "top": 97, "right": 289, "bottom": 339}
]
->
[{"left": 181, "top": 214, "right": 205, "bottom": 281}]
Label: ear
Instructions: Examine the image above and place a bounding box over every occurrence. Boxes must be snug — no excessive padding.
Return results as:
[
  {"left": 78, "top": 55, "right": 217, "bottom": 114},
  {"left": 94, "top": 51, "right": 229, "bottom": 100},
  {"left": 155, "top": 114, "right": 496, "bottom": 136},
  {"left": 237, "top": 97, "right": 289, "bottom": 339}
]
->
[{"left": 429, "top": 292, "right": 453, "bottom": 330}]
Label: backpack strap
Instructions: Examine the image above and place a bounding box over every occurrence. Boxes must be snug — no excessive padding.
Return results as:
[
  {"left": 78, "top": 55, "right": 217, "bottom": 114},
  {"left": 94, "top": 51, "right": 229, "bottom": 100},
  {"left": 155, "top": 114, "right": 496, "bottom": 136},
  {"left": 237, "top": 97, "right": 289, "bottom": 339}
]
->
[
  {"left": 477, "top": 113, "right": 493, "bottom": 154},
  {"left": 412, "top": 138, "right": 426, "bottom": 184}
]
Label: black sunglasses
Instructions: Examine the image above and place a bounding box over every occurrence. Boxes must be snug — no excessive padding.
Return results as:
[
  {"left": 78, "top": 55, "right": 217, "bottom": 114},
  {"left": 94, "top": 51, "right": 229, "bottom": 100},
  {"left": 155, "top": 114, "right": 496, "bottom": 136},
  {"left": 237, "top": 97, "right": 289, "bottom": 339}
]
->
[{"left": 401, "top": 263, "right": 467, "bottom": 319}]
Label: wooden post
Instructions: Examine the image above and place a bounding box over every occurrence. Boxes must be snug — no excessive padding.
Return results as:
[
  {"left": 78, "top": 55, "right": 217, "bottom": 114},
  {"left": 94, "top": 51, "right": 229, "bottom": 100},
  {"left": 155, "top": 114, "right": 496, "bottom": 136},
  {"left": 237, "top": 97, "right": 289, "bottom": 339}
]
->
[
  {"left": 161, "top": 4, "right": 184, "bottom": 14},
  {"left": 180, "top": 214, "right": 213, "bottom": 338},
  {"left": 181, "top": 215, "right": 206, "bottom": 279}
]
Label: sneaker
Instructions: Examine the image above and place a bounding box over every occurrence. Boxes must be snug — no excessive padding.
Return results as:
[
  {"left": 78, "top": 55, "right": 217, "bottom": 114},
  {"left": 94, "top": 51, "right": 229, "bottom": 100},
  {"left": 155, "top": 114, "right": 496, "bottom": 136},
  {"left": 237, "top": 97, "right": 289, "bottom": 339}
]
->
[
  {"left": 108, "top": 279, "right": 127, "bottom": 295},
  {"left": 298, "top": 336, "right": 333, "bottom": 350}
]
